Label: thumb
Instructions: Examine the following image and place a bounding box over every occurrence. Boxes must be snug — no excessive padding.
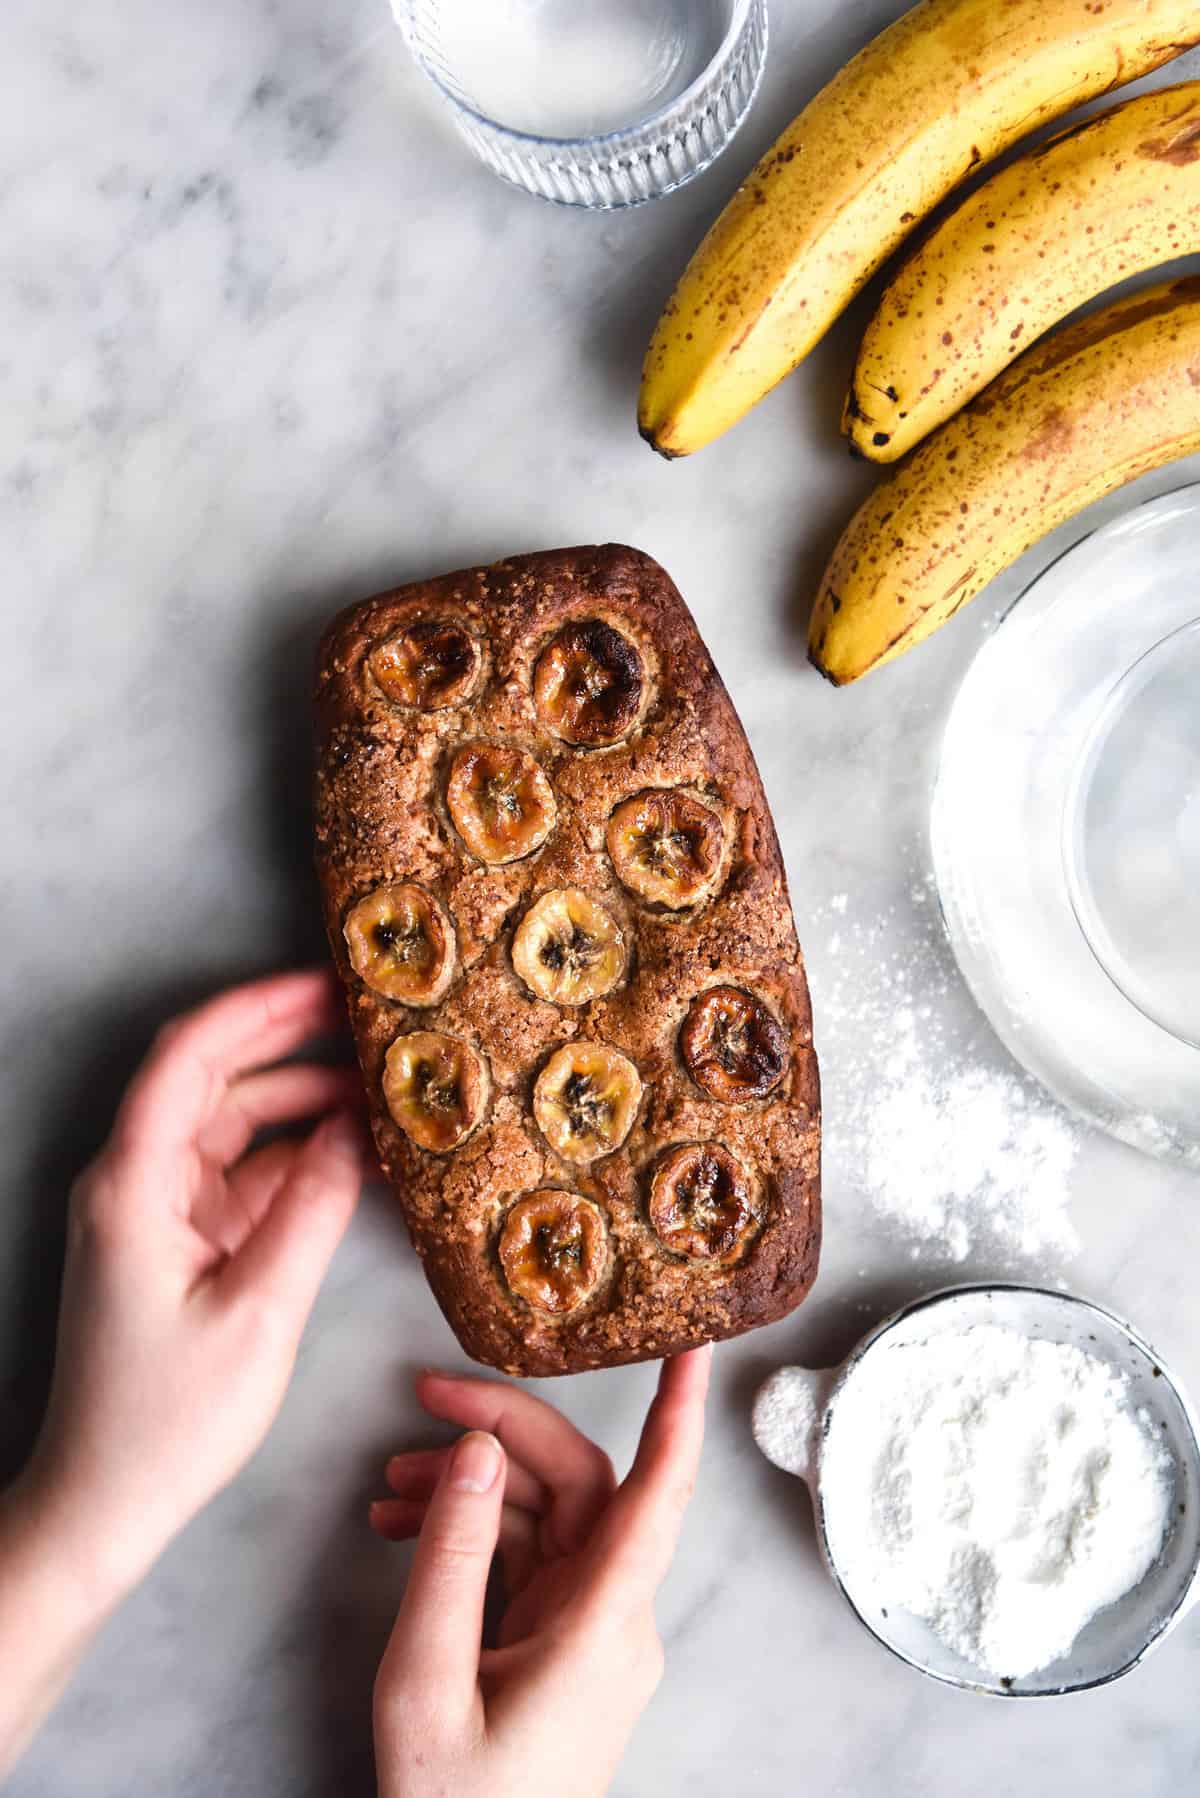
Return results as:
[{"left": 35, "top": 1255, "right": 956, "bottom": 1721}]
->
[{"left": 376, "top": 1432, "right": 505, "bottom": 1731}]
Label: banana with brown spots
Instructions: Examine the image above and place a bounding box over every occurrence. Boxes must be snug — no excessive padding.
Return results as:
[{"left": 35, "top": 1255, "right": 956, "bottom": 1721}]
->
[
  {"left": 810, "top": 277, "right": 1200, "bottom": 685},
  {"left": 639, "top": 0, "right": 1200, "bottom": 459},
  {"left": 847, "top": 81, "right": 1200, "bottom": 462}
]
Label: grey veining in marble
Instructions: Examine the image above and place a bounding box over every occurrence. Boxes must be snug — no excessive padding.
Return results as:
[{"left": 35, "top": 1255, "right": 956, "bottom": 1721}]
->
[{"left": 3, "top": 2, "right": 1200, "bottom": 1794}]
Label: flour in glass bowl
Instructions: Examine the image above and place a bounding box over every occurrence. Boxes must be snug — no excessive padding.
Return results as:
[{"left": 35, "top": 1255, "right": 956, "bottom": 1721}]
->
[{"left": 822, "top": 1325, "right": 1175, "bottom": 1678}]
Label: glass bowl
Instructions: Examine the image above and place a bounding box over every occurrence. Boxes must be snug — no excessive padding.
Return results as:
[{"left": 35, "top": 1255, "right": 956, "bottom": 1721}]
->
[
  {"left": 393, "top": 0, "right": 768, "bottom": 207},
  {"left": 1064, "top": 616, "right": 1200, "bottom": 1051},
  {"left": 931, "top": 483, "right": 1200, "bottom": 1166}
]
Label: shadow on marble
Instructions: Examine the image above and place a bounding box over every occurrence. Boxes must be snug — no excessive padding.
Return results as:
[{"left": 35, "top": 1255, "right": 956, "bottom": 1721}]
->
[
  {"left": 0, "top": 976, "right": 225, "bottom": 1485},
  {"left": 288, "top": 1358, "right": 515, "bottom": 1797},
  {"left": 295, "top": 1436, "right": 403, "bottom": 1797},
  {"left": 725, "top": 1348, "right": 824, "bottom": 1561}
]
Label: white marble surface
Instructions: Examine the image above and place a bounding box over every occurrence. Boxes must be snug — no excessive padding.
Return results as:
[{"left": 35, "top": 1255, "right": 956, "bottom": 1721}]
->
[{"left": 3, "top": 2, "right": 1200, "bottom": 1792}]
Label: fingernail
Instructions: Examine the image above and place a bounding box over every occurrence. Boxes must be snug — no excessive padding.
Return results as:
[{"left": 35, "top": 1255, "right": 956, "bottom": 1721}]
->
[{"left": 448, "top": 1430, "right": 501, "bottom": 1494}]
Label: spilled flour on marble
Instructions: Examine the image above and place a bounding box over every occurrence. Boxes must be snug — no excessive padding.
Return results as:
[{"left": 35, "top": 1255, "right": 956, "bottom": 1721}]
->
[
  {"left": 822, "top": 1325, "right": 1175, "bottom": 1678},
  {"left": 815, "top": 881, "right": 1080, "bottom": 1265}
]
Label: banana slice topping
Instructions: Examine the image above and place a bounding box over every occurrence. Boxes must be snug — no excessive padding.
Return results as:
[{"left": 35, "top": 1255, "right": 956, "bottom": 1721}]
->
[
  {"left": 344, "top": 883, "right": 456, "bottom": 1006},
  {"left": 499, "top": 1190, "right": 608, "bottom": 1314},
  {"left": 648, "top": 1143, "right": 758, "bottom": 1262},
  {"left": 533, "top": 618, "right": 645, "bottom": 747},
  {"left": 533, "top": 1043, "right": 643, "bottom": 1165},
  {"left": 383, "top": 1031, "right": 490, "bottom": 1152},
  {"left": 447, "top": 743, "right": 556, "bottom": 865},
  {"left": 606, "top": 787, "right": 725, "bottom": 909},
  {"left": 680, "top": 985, "right": 787, "bottom": 1102},
  {"left": 370, "top": 617, "right": 481, "bottom": 711},
  {"left": 511, "top": 889, "right": 628, "bottom": 1007}
]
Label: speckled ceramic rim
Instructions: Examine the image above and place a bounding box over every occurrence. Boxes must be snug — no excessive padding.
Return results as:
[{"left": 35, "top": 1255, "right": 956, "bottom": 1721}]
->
[
  {"left": 394, "top": 0, "right": 768, "bottom": 207},
  {"left": 811, "top": 1282, "right": 1200, "bottom": 1699}
]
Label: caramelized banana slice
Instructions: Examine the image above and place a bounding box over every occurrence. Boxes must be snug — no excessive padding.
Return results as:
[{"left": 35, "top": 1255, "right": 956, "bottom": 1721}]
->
[
  {"left": 369, "top": 618, "right": 481, "bottom": 711},
  {"left": 511, "top": 889, "right": 628, "bottom": 1006},
  {"left": 499, "top": 1190, "right": 608, "bottom": 1314},
  {"left": 533, "top": 618, "right": 645, "bottom": 747},
  {"left": 680, "top": 985, "right": 787, "bottom": 1102},
  {"left": 606, "top": 788, "right": 725, "bottom": 909},
  {"left": 447, "top": 743, "right": 556, "bottom": 865},
  {"left": 344, "top": 883, "right": 456, "bottom": 1006},
  {"left": 383, "top": 1031, "right": 489, "bottom": 1152},
  {"left": 649, "top": 1143, "right": 758, "bottom": 1262},
  {"left": 533, "top": 1043, "right": 643, "bottom": 1165}
]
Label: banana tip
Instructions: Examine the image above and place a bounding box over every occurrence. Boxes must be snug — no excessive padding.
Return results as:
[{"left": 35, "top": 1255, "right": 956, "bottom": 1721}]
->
[
  {"left": 807, "top": 646, "right": 845, "bottom": 688},
  {"left": 638, "top": 418, "right": 683, "bottom": 460}
]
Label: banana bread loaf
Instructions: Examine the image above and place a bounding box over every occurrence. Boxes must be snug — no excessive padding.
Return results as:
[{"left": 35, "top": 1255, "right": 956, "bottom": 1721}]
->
[{"left": 313, "top": 544, "right": 820, "bottom": 1375}]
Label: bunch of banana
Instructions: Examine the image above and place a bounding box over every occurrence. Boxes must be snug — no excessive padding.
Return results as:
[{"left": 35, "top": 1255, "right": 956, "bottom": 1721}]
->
[
  {"left": 808, "top": 278, "right": 1200, "bottom": 685},
  {"left": 639, "top": 0, "right": 1200, "bottom": 458},
  {"left": 847, "top": 81, "right": 1200, "bottom": 461}
]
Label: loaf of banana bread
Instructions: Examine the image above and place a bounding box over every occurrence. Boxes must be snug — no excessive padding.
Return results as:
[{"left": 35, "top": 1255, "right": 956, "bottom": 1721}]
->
[{"left": 313, "top": 545, "right": 820, "bottom": 1375}]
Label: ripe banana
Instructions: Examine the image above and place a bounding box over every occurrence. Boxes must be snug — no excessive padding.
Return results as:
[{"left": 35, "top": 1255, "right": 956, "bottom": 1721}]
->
[
  {"left": 638, "top": 0, "right": 1200, "bottom": 459},
  {"left": 808, "top": 277, "right": 1200, "bottom": 686},
  {"left": 847, "top": 81, "right": 1200, "bottom": 461}
]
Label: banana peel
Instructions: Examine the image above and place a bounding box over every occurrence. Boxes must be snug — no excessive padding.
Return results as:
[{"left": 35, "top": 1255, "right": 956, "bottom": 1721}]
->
[
  {"left": 847, "top": 80, "right": 1200, "bottom": 461},
  {"left": 809, "top": 277, "right": 1200, "bottom": 685},
  {"left": 639, "top": 0, "right": 1200, "bottom": 459}
]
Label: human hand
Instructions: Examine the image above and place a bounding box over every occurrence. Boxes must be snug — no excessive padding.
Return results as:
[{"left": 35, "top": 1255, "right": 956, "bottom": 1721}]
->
[
  {"left": 19, "top": 968, "right": 366, "bottom": 1603},
  {"left": 371, "top": 1346, "right": 712, "bottom": 1798}
]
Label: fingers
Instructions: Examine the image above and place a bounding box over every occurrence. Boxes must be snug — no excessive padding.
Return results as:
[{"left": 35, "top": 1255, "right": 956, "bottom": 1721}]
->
[
  {"left": 375, "top": 1461, "right": 545, "bottom": 1596},
  {"left": 383, "top": 1446, "right": 548, "bottom": 1517},
  {"left": 225, "top": 1138, "right": 297, "bottom": 1230},
  {"left": 371, "top": 1496, "right": 538, "bottom": 1587},
  {"left": 375, "top": 1432, "right": 504, "bottom": 1730},
  {"left": 586, "top": 1345, "right": 712, "bottom": 1602},
  {"left": 416, "top": 1372, "right": 616, "bottom": 1553},
  {"left": 113, "top": 970, "right": 344, "bottom": 1162},
  {"left": 215, "top": 1110, "right": 364, "bottom": 1324},
  {"left": 186, "top": 1138, "right": 297, "bottom": 1258},
  {"left": 194, "top": 1061, "right": 363, "bottom": 1167}
]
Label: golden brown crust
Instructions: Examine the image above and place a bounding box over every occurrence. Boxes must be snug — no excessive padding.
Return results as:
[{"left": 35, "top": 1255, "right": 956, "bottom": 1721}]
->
[{"left": 314, "top": 544, "right": 821, "bottom": 1375}]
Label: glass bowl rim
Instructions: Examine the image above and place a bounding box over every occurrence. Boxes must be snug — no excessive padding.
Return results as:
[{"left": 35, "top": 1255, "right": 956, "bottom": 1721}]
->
[
  {"left": 1061, "top": 611, "right": 1200, "bottom": 1051},
  {"left": 395, "top": 0, "right": 762, "bottom": 152},
  {"left": 928, "top": 476, "right": 1200, "bottom": 1166}
]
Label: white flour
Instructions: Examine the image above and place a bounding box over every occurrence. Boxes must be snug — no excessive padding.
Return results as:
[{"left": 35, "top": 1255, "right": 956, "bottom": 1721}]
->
[
  {"left": 815, "top": 884, "right": 1080, "bottom": 1264},
  {"left": 752, "top": 1365, "right": 837, "bottom": 1479},
  {"left": 822, "top": 1325, "right": 1175, "bottom": 1678}
]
